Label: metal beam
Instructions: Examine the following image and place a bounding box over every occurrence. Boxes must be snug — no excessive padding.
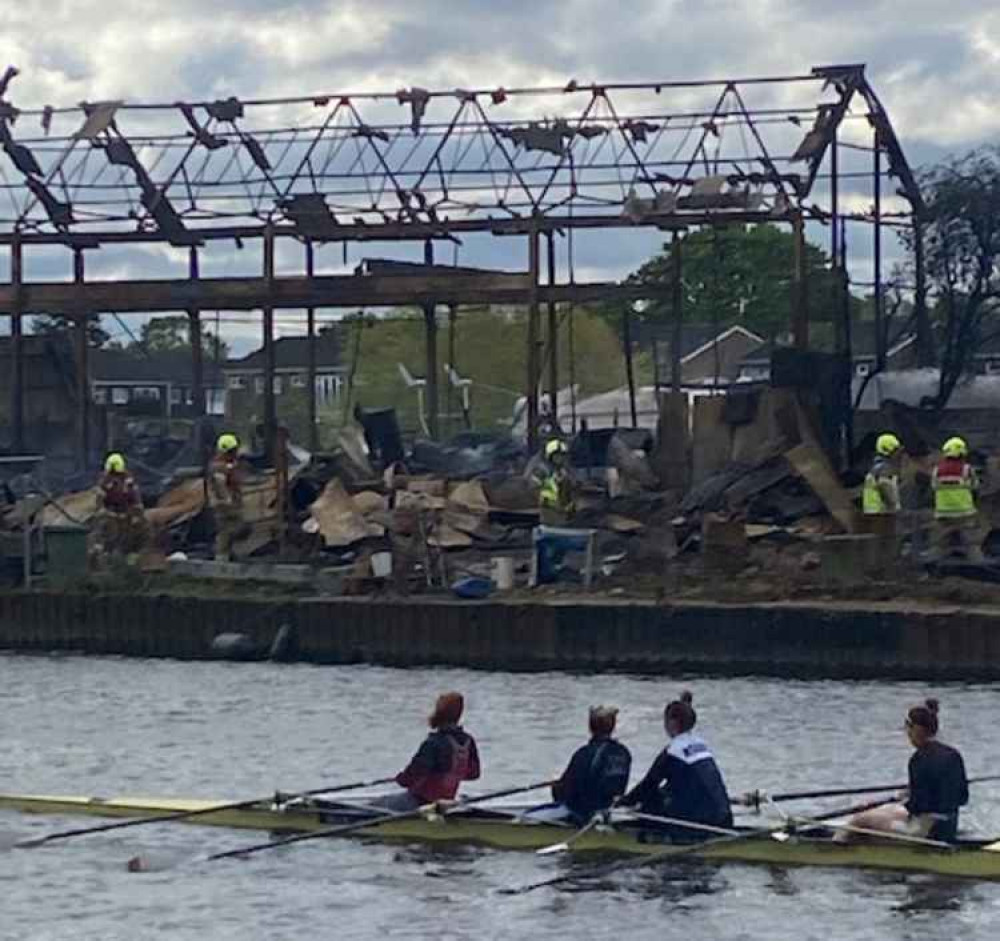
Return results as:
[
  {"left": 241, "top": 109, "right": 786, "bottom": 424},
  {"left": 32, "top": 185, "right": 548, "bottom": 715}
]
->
[
  {"left": 526, "top": 222, "right": 541, "bottom": 450},
  {"left": 305, "top": 240, "right": 318, "bottom": 452},
  {"left": 9, "top": 235, "right": 23, "bottom": 451},
  {"left": 423, "top": 239, "right": 439, "bottom": 440},
  {"left": 792, "top": 213, "right": 809, "bottom": 349},
  {"left": 188, "top": 246, "right": 205, "bottom": 418},
  {"left": 73, "top": 248, "right": 90, "bottom": 466},
  {"left": 262, "top": 225, "right": 277, "bottom": 463},
  {"left": 0, "top": 274, "right": 669, "bottom": 316},
  {"left": 546, "top": 232, "right": 558, "bottom": 431},
  {"left": 670, "top": 235, "right": 683, "bottom": 391}
]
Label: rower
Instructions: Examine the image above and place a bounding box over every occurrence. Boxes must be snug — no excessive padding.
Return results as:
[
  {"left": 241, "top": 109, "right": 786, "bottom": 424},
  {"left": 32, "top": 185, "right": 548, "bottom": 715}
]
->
[
  {"left": 377, "top": 692, "right": 481, "bottom": 812},
  {"left": 619, "top": 691, "right": 733, "bottom": 840},
  {"left": 548, "top": 705, "right": 632, "bottom": 824},
  {"left": 840, "top": 698, "right": 968, "bottom": 842}
]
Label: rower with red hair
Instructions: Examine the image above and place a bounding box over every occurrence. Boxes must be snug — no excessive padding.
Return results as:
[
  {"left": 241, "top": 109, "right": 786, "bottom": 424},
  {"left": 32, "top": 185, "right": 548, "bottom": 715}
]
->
[{"left": 377, "top": 692, "right": 481, "bottom": 812}]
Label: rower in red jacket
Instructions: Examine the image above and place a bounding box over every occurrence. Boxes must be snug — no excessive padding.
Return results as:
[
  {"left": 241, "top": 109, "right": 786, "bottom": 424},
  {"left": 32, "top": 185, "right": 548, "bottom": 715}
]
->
[{"left": 377, "top": 692, "right": 481, "bottom": 812}]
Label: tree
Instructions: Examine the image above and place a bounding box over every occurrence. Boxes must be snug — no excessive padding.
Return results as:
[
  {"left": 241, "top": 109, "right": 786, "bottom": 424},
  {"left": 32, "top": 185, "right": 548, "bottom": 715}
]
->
[
  {"left": 621, "top": 223, "right": 851, "bottom": 336},
  {"left": 32, "top": 313, "right": 110, "bottom": 347},
  {"left": 905, "top": 147, "right": 1000, "bottom": 408},
  {"left": 137, "top": 315, "right": 227, "bottom": 359}
]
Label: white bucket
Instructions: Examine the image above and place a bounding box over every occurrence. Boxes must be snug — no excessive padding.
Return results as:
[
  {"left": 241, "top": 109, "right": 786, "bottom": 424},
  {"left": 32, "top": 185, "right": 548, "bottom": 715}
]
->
[
  {"left": 371, "top": 551, "right": 393, "bottom": 578},
  {"left": 491, "top": 556, "right": 515, "bottom": 591}
]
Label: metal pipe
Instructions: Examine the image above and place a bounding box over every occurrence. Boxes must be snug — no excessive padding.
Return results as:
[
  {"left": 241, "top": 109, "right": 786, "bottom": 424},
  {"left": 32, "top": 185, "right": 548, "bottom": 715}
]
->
[
  {"left": 188, "top": 246, "right": 205, "bottom": 419},
  {"left": 305, "top": 240, "right": 318, "bottom": 452},
  {"left": 10, "top": 235, "right": 24, "bottom": 452},
  {"left": 546, "top": 231, "right": 558, "bottom": 430},
  {"left": 526, "top": 222, "right": 541, "bottom": 450},
  {"left": 670, "top": 234, "right": 683, "bottom": 391},
  {"left": 262, "top": 224, "right": 277, "bottom": 463},
  {"left": 792, "top": 213, "right": 809, "bottom": 349},
  {"left": 873, "top": 127, "right": 885, "bottom": 372},
  {"left": 622, "top": 302, "right": 638, "bottom": 428},
  {"left": 423, "top": 239, "right": 439, "bottom": 440},
  {"left": 73, "top": 247, "right": 90, "bottom": 467}
]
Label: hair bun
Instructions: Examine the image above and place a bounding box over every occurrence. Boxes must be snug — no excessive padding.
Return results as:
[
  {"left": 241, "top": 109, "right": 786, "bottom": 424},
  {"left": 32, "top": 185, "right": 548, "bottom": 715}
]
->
[
  {"left": 925, "top": 698, "right": 940, "bottom": 715},
  {"left": 680, "top": 690, "right": 693, "bottom": 705}
]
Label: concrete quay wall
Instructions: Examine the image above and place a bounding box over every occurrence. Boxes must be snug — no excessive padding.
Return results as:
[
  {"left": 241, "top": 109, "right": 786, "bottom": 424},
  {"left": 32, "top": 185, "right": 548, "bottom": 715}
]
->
[{"left": 0, "top": 591, "right": 998, "bottom": 679}]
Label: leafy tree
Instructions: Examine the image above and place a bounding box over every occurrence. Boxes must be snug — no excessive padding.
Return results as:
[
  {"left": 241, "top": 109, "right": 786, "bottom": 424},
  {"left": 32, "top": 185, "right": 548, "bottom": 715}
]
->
[
  {"left": 32, "top": 313, "right": 110, "bottom": 347},
  {"left": 137, "top": 315, "right": 228, "bottom": 359},
  {"left": 622, "top": 223, "right": 854, "bottom": 336},
  {"left": 903, "top": 147, "right": 1000, "bottom": 407}
]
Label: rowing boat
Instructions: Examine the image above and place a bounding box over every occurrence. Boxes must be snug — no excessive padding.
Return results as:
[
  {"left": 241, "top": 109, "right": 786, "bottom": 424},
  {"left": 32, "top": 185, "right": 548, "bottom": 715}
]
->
[{"left": 3, "top": 791, "right": 1000, "bottom": 880}]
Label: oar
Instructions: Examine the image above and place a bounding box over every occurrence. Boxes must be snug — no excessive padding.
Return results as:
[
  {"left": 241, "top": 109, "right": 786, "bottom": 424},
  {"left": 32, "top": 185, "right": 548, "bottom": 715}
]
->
[
  {"left": 501, "top": 795, "right": 894, "bottom": 896},
  {"left": 14, "top": 776, "right": 396, "bottom": 850},
  {"left": 741, "top": 773, "right": 1000, "bottom": 806},
  {"left": 204, "top": 778, "right": 556, "bottom": 863},
  {"left": 536, "top": 814, "right": 605, "bottom": 856}
]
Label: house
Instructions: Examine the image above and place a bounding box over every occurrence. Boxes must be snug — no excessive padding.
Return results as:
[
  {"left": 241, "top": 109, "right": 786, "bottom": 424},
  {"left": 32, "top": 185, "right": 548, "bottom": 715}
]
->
[
  {"left": 223, "top": 332, "right": 347, "bottom": 419},
  {"left": 91, "top": 348, "right": 226, "bottom": 418},
  {"left": 738, "top": 322, "right": 919, "bottom": 383},
  {"left": 638, "top": 323, "right": 767, "bottom": 385}
]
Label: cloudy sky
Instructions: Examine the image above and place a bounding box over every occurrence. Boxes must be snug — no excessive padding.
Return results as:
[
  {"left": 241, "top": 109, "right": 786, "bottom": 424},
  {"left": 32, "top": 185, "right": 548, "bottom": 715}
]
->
[{"left": 2, "top": 0, "right": 999, "bottom": 348}]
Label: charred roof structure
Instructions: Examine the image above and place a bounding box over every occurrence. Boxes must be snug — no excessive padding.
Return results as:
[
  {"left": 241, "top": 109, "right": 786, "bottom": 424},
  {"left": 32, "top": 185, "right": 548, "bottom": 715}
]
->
[{"left": 0, "top": 64, "right": 921, "bottom": 464}]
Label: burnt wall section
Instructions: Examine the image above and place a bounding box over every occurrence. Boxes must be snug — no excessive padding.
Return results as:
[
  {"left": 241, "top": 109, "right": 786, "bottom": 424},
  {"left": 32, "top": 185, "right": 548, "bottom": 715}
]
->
[{"left": 0, "top": 592, "right": 998, "bottom": 679}]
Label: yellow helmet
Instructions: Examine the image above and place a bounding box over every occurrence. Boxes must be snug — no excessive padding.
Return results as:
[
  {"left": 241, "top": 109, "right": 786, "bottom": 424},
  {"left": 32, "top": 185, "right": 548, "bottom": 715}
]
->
[
  {"left": 544, "top": 438, "right": 568, "bottom": 458},
  {"left": 104, "top": 452, "right": 126, "bottom": 473},
  {"left": 942, "top": 437, "right": 968, "bottom": 459},
  {"left": 217, "top": 433, "right": 240, "bottom": 453},
  {"left": 876, "top": 433, "right": 902, "bottom": 457}
]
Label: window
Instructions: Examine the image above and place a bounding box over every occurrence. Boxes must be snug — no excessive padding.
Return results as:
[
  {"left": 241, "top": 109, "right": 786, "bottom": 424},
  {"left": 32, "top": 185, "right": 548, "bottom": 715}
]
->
[
  {"left": 207, "top": 389, "right": 226, "bottom": 416},
  {"left": 985, "top": 360, "right": 1000, "bottom": 376},
  {"left": 228, "top": 375, "right": 247, "bottom": 390},
  {"left": 134, "top": 387, "right": 161, "bottom": 401},
  {"left": 273, "top": 376, "right": 283, "bottom": 395},
  {"left": 254, "top": 377, "right": 265, "bottom": 394},
  {"left": 92, "top": 387, "right": 108, "bottom": 405},
  {"left": 170, "top": 388, "right": 183, "bottom": 405},
  {"left": 111, "top": 387, "right": 129, "bottom": 405},
  {"left": 290, "top": 374, "right": 306, "bottom": 388}
]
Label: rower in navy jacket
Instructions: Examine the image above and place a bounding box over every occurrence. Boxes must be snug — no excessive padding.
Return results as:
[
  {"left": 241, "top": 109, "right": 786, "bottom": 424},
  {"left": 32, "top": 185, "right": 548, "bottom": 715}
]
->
[
  {"left": 377, "top": 691, "right": 481, "bottom": 812},
  {"left": 619, "top": 691, "right": 733, "bottom": 839},
  {"left": 841, "top": 697, "right": 968, "bottom": 842},
  {"left": 550, "top": 705, "right": 632, "bottom": 824}
]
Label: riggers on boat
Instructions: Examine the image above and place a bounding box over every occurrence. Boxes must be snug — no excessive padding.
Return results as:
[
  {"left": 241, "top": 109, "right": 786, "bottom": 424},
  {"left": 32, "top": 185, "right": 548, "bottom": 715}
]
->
[{"left": 3, "top": 791, "right": 1000, "bottom": 881}]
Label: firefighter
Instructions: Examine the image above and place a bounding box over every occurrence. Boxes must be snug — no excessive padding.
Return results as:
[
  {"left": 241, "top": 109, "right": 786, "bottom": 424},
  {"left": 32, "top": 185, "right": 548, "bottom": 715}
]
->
[
  {"left": 95, "top": 452, "right": 146, "bottom": 557},
  {"left": 931, "top": 436, "right": 982, "bottom": 562},
  {"left": 862, "top": 433, "right": 904, "bottom": 543},
  {"left": 537, "top": 438, "right": 576, "bottom": 526},
  {"left": 209, "top": 433, "right": 243, "bottom": 561}
]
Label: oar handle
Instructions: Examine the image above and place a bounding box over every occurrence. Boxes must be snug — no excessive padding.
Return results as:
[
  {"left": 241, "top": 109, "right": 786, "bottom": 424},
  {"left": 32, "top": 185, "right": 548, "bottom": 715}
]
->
[{"left": 205, "top": 779, "right": 556, "bottom": 864}]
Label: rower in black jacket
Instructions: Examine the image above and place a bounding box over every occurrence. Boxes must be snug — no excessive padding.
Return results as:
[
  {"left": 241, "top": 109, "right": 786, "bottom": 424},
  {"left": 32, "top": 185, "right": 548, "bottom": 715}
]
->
[
  {"left": 620, "top": 691, "right": 732, "bottom": 840},
  {"left": 550, "top": 705, "right": 632, "bottom": 824}
]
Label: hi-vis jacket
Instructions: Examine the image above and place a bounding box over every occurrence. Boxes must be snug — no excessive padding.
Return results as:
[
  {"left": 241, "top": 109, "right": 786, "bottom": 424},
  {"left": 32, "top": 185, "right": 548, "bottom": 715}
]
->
[
  {"left": 862, "top": 457, "right": 901, "bottom": 516},
  {"left": 932, "top": 458, "right": 977, "bottom": 519}
]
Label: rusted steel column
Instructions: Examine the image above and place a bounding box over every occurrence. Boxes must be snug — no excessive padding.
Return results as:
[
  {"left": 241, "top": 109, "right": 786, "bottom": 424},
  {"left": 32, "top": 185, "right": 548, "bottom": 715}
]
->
[
  {"left": 873, "top": 127, "right": 885, "bottom": 372},
  {"left": 305, "top": 240, "right": 319, "bottom": 452},
  {"left": 526, "top": 223, "right": 541, "bottom": 450},
  {"left": 188, "top": 246, "right": 205, "bottom": 418},
  {"left": 10, "top": 235, "right": 24, "bottom": 451},
  {"left": 670, "top": 234, "right": 683, "bottom": 391},
  {"left": 546, "top": 231, "right": 558, "bottom": 428},
  {"left": 792, "top": 213, "right": 809, "bottom": 350},
  {"left": 422, "top": 239, "right": 439, "bottom": 439},
  {"left": 73, "top": 248, "right": 91, "bottom": 466},
  {"left": 622, "top": 302, "right": 638, "bottom": 428},
  {"left": 262, "top": 225, "right": 277, "bottom": 463}
]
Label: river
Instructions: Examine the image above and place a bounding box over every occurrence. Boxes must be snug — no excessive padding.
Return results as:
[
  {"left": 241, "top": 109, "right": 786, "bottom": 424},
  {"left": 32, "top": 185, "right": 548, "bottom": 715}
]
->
[{"left": 1, "top": 653, "right": 999, "bottom": 940}]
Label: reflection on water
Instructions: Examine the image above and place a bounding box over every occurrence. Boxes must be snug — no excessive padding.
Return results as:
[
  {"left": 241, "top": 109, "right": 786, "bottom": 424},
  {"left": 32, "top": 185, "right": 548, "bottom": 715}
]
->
[{"left": 2, "top": 654, "right": 1000, "bottom": 940}]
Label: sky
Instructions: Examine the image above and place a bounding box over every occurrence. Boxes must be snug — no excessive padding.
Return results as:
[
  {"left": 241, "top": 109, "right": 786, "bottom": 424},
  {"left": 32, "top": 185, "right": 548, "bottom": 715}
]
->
[{"left": 1, "top": 0, "right": 999, "bottom": 351}]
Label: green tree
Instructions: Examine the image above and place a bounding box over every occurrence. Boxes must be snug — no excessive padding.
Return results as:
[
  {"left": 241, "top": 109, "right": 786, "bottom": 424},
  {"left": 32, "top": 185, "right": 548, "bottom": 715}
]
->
[
  {"left": 137, "top": 315, "right": 228, "bottom": 359},
  {"left": 32, "top": 313, "right": 110, "bottom": 347},
  {"left": 903, "top": 147, "right": 1000, "bottom": 407},
  {"left": 622, "top": 223, "right": 849, "bottom": 336}
]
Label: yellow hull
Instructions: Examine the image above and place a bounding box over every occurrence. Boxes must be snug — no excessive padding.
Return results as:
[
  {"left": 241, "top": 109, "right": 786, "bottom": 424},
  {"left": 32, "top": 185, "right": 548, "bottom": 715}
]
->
[{"left": 3, "top": 793, "right": 1000, "bottom": 881}]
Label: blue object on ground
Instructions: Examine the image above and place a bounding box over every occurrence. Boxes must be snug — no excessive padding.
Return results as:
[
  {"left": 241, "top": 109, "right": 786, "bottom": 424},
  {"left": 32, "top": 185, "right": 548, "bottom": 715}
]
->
[{"left": 451, "top": 576, "right": 494, "bottom": 599}]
